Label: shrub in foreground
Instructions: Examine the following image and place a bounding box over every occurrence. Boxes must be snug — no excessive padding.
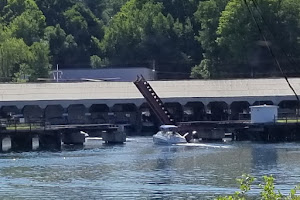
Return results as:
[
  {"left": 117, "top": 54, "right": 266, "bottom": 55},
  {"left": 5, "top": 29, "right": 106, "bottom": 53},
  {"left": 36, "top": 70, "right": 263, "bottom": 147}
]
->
[{"left": 217, "top": 174, "right": 300, "bottom": 200}]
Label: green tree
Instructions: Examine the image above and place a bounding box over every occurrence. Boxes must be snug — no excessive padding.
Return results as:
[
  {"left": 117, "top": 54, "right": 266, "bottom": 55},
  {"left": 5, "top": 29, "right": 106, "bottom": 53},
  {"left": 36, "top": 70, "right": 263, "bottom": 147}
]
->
[
  {"left": 1, "top": 0, "right": 40, "bottom": 22},
  {"left": 192, "top": 0, "right": 229, "bottom": 79},
  {"left": 101, "top": 0, "right": 166, "bottom": 64},
  {"left": 35, "top": 0, "right": 77, "bottom": 26},
  {"left": 9, "top": 10, "right": 46, "bottom": 45},
  {"left": 28, "top": 41, "right": 51, "bottom": 81},
  {"left": 84, "top": 0, "right": 129, "bottom": 24},
  {"left": 191, "top": 58, "right": 212, "bottom": 79},
  {"left": 0, "top": 37, "right": 32, "bottom": 80},
  {"left": 216, "top": 0, "right": 300, "bottom": 77},
  {"left": 154, "top": 0, "right": 200, "bottom": 22},
  {"left": 43, "top": 25, "right": 77, "bottom": 67},
  {"left": 101, "top": 0, "right": 199, "bottom": 78},
  {"left": 90, "top": 55, "right": 109, "bottom": 68},
  {"left": 1, "top": 0, "right": 46, "bottom": 45}
]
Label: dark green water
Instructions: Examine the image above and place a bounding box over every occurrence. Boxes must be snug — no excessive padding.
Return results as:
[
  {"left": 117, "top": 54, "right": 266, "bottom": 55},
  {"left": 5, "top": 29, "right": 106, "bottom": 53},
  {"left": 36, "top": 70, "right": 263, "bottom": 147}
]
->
[{"left": 0, "top": 137, "right": 300, "bottom": 199}]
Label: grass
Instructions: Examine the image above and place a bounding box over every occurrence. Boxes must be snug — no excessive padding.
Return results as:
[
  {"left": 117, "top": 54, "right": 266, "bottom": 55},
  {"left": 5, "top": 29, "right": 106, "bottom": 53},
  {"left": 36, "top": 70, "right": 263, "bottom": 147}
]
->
[
  {"left": 5, "top": 124, "right": 43, "bottom": 131},
  {"left": 277, "top": 119, "right": 300, "bottom": 123}
]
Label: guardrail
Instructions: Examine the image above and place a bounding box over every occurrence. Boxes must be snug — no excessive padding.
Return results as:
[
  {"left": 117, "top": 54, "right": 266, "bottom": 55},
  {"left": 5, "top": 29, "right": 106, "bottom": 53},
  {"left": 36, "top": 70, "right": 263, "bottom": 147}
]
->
[{"left": 0, "top": 118, "right": 50, "bottom": 132}]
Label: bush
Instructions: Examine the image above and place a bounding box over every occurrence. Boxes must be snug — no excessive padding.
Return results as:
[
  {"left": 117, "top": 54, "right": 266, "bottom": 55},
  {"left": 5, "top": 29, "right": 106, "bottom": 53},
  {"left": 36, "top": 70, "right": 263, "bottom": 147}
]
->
[{"left": 217, "top": 174, "right": 300, "bottom": 200}]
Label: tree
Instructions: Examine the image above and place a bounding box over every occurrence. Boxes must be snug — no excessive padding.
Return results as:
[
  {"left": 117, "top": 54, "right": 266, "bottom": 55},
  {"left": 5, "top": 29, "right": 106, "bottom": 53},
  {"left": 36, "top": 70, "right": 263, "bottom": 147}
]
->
[
  {"left": 9, "top": 10, "right": 46, "bottom": 45},
  {"left": 1, "top": 0, "right": 41, "bottom": 22},
  {"left": 43, "top": 25, "right": 77, "bottom": 67},
  {"left": 0, "top": 0, "right": 46, "bottom": 45},
  {"left": 35, "top": 0, "right": 77, "bottom": 26},
  {"left": 57, "top": 3, "right": 105, "bottom": 68},
  {"left": 154, "top": 0, "right": 200, "bottom": 23},
  {"left": 84, "top": 0, "right": 129, "bottom": 24},
  {"left": 0, "top": 37, "right": 32, "bottom": 80},
  {"left": 101, "top": 0, "right": 199, "bottom": 79},
  {"left": 101, "top": 0, "right": 167, "bottom": 64},
  {"left": 90, "top": 55, "right": 109, "bottom": 68},
  {"left": 216, "top": 0, "right": 300, "bottom": 77},
  {"left": 192, "top": 0, "right": 229, "bottom": 79},
  {"left": 28, "top": 41, "right": 51, "bottom": 81},
  {"left": 191, "top": 58, "right": 212, "bottom": 79}
]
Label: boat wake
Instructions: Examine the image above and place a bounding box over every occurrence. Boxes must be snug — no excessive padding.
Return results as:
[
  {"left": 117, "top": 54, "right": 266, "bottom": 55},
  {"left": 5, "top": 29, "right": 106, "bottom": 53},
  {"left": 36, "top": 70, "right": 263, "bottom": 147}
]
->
[{"left": 175, "top": 143, "right": 232, "bottom": 149}]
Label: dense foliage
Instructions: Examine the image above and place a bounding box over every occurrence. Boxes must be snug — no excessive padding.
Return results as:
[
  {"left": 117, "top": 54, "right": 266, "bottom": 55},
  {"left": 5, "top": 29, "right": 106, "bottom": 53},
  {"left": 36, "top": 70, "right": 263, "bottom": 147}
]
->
[{"left": 0, "top": 0, "right": 299, "bottom": 81}]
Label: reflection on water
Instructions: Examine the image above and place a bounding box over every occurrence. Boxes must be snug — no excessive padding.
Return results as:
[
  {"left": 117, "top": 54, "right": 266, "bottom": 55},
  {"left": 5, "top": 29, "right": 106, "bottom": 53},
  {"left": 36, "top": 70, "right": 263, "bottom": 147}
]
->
[
  {"left": 0, "top": 137, "right": 300, "bottom": 199},
  {"left": 251, "top": 144, "right": 278, "bottom": 170}
]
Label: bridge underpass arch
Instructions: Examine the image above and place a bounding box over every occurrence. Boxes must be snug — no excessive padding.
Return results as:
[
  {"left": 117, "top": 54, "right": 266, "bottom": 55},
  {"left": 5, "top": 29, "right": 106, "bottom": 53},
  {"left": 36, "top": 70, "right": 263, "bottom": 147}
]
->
[
  {"left": 111, "top": 104, "right": 139, "bottom": 131},
  {"left": 89, "top": 104, "right": 109, "bottom": 124},
  {"left": 45, "top": 105, "right": 65, "bottom": 125},
  {"left": 0, "top": 106, "right": 20, "bottom": 118},
  {"left": 183, "top": 102, "right": 205, "bottom": 122},
  {"left": 23, "top": 105, "right": 43, "bottom": 123},
  {"left": 278, "top": 100, "right": 298, "bottom": 118},
  {"left": 164, "top": 102, "right": 183, "bottom": 123},
  {"left": 207, "top": 101, "right": 229, "bottom": 121},
  {"left": 230, "top": 101, "right": 250, "bottom": 120},
  {"left": 67, "top": 104, "right": 88, "bottom": 124},
  {"left": 253, "top": 100, "right": 274, "bottom": 106},
  {"left": 139, "top": 103, "right": 159, "bottom": 132}
]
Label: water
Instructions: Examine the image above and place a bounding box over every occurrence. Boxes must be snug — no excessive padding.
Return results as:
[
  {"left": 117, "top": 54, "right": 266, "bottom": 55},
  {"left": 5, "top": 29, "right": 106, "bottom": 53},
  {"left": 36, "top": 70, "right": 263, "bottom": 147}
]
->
[{"left": 1, "top": 137, "right": 300, "bottom": 199}]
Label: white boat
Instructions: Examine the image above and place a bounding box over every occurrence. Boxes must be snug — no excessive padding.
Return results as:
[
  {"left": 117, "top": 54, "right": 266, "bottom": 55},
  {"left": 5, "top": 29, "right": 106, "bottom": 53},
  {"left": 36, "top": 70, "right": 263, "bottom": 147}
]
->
[{"left": 153, "top": 125, "right": 187, "bottom": 145}]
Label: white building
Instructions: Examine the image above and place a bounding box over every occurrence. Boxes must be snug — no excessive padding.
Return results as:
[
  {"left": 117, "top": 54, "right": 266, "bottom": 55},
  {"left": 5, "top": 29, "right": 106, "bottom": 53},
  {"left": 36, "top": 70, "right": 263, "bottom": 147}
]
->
[{"left": 51, "top": 67, "right": 156, "bottom": 82}]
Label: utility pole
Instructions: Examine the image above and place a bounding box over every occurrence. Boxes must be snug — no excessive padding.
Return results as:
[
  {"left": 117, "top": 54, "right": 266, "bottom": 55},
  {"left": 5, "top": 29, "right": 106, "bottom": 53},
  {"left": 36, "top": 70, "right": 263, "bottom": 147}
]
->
[
  {"left": 56, "top": 64, "right": 59, "bottom": 82},
  {"left": 152, "top": 59, "right": 156, "bottom": 81}
]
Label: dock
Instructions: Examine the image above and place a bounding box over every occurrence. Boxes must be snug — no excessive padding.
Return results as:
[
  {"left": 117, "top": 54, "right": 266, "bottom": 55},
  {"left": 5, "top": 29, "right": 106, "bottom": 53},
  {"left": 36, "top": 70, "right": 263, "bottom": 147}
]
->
[
  {"left": 0, "top": 121, "right": 127, "bottom": 152},
  {"left": 178, "top": 120, "right": 300, "bottom": 142}
]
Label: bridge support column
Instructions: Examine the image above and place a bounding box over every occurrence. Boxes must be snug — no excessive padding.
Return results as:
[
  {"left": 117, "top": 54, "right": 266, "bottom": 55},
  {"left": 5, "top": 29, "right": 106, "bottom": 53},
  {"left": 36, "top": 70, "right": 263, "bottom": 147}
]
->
[
  {"left": 39, "top": 132, "right": 62, "bottom": 150},
  {"left": 11, "top": 134, "right": 34, "bottom": 151},
  {"left": 203, "top": 104, "right": 211, "bottom": 121},
  {"left": 227, "top": 104, "right": 231, "bottom": 121},
  {"left": 62, "top": 131, "right": 86, "bottom": 145},
  {"left": 0, "top": 135, "right": 3, "bottom": 151},
  {"left": 1, "top": 137, "right": 11, "bottom": 151},
  {"left": 102, "top": 125, "right": 126, "bottom": 144}
]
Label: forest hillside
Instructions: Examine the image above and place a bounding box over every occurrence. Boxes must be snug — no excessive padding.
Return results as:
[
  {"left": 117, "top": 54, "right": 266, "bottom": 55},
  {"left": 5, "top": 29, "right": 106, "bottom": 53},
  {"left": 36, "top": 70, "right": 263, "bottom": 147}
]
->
[{"left": 0, "top": 0, "right": 299, "bottom": 81}]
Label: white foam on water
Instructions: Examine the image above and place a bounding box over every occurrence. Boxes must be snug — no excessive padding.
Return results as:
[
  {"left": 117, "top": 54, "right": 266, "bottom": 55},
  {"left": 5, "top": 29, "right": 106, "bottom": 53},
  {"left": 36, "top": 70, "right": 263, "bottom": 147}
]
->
[
  {"left": 175, "top": 142, "right": 232, "bottom": 149},
  {"left": 86, "top": 137, "right": 102, "bottom": 140}
]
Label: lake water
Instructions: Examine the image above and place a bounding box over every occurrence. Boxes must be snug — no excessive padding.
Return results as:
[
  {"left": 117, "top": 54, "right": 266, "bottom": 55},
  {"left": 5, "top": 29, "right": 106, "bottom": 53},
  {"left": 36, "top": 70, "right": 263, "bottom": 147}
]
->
[{"left": 1, "top": 136, "right": 300, "bottom": 199}]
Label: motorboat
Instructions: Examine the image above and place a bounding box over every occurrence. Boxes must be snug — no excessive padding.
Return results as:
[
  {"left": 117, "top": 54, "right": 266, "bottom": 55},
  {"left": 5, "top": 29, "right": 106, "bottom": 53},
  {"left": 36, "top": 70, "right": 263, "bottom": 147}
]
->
[{"left": 153, "top": 125, "right": 187, "bottom": 145}]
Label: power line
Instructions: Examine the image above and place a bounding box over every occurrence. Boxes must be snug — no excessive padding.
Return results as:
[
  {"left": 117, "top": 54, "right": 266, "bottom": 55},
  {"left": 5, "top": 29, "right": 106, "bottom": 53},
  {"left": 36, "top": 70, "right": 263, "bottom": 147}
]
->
[
  {"left": 251, "top": 0, "right": 300, "bottom": 72},
  {"left": 243, "top": 0, "right": 300, "bottom": 103}
]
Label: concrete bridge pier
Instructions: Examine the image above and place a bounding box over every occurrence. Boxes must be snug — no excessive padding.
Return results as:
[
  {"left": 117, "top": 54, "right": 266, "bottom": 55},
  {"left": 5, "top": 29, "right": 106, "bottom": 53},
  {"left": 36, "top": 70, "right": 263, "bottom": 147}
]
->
[
  {"left": 1, "top": 136, "right": 11, "bottom": 151},
  {"left": 0, "top": 135, "right": 4, "bottom": 151},
  {"left": 39, "top": 132, "right": 62, "bottom": 150},
  {"left": 62, "top": 130, "right": 86, "bottom": 145},
  {"left": 10, "top": 133, "right": 34, "bottom": 151},
  {"left": 102, "top": 125, "right": 126, "bottom": 144}
]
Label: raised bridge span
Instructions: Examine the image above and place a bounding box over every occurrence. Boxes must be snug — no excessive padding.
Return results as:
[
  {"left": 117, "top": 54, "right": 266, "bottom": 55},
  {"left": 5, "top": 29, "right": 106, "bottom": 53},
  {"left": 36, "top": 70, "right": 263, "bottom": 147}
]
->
[{"left": 0, "top": 77, "right": 299, "bottom": 127}]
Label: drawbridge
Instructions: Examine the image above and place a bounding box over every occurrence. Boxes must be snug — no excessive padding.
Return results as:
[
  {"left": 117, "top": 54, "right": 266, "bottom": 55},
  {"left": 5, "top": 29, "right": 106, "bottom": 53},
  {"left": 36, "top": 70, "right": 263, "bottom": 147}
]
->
[
  {"left": 134, "top": 76, "right": 227, "bottom": 141},
  {"left": 134, "top": 76, "right": 175, "bottom": 125}
]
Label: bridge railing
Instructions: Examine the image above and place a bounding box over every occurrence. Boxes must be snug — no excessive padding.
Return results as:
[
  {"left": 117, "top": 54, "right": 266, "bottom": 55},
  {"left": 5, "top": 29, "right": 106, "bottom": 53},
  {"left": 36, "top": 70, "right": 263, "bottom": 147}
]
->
[{"left": 0, "top": 118, "right": 50, "bottom": 132}]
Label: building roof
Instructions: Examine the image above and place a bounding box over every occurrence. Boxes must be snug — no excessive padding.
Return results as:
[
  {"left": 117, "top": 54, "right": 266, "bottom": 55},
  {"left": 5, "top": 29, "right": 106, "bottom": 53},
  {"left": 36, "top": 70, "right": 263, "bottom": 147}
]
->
[
  {"left": 0, "top": 78, "right": 298, "bottom": 102},
  {"left": 52, "top": 67, "right": 155, "bottom": 82}
]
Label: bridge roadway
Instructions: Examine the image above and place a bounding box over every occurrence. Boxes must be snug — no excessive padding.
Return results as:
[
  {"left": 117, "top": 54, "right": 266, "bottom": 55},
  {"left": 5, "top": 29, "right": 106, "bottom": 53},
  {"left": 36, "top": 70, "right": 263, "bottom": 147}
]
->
[
  {"left": 0, "top": 123, "right": 119, "bottom": 135},
  {"left": 0, "top": 77, "right": 299, "bottom": 108}
]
